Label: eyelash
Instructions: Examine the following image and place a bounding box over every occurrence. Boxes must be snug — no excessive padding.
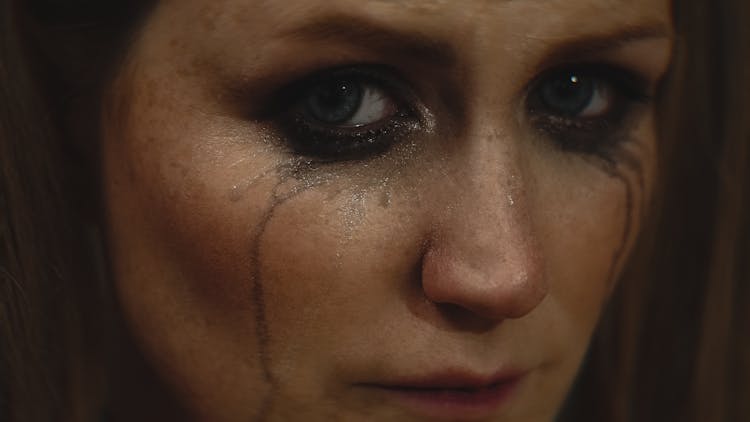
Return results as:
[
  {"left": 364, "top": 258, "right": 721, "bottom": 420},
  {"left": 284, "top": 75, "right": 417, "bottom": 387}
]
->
[
  {"left": 272, "top": 66, "right": 421, "bottom": 161},
  {"left": 269, "top": 63, "right": 650, "bottom": 161},
  {"left": 523, "top": 63, "right": 650, "bottom": 157}
]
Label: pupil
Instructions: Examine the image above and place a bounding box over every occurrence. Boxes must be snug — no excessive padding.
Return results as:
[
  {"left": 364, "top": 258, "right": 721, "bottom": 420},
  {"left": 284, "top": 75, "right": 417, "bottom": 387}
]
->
[
  {"left": 541, "top": 74, "right": 594, "bottom": 116},
  {"left": 306, "top": 79, "right": 363, "bottom": 124}
]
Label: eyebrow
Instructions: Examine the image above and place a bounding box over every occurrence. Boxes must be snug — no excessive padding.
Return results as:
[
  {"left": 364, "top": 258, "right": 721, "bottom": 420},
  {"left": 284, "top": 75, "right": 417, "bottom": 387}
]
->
[
  {"left": 277, "top": 13, "right": 670, "bottom": 69},
  {"left": 278, "top": 14, "right": 458, "bottom": 67},
  {"left": 529, "top": 24, "right": 673, "bottom": 69}
]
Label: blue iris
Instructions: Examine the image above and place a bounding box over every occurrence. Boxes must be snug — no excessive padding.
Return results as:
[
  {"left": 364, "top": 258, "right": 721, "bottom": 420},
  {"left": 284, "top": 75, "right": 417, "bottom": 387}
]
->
[
  {"left": 305, "top": 79, "right": 364, "bottom": 124},
  {"left": 539, "top": 74, "right": 595, "bottom": 117}
]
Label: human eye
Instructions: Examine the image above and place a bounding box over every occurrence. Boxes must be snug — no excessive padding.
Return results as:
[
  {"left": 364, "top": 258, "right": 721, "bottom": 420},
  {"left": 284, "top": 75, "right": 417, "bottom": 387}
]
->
[
  {"left": 273, "top": 66, "right": 422, "bottom": 161},
  {"left": 524, "top": 63, "right": 651, "bottom": 157}
]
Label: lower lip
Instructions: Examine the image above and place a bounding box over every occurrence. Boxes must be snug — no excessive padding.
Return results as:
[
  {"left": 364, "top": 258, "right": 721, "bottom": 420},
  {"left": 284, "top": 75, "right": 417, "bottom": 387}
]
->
[{"left": 375, "top": 378, "right": 522, "bottom": 420}]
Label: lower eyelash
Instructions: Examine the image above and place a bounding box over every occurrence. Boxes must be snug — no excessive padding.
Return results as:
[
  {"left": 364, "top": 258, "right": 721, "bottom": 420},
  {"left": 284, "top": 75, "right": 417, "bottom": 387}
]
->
[
  {"left": 525, "top": 65, "right": 651, "bottom": 158},
  {"left": 278, "top": 110, "right": 419, "bottom": 161},
  {"left": 528, "top": 102, "right": 649, "bottom": 161},
  {"left": 263, "top": 65, "right": 423, "bottom": 162}
]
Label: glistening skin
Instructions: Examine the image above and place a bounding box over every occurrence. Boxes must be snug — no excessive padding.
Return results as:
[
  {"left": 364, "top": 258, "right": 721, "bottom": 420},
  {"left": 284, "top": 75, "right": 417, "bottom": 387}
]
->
[{"left": 101, "top": 0, "right": 672, "bottom": 420}]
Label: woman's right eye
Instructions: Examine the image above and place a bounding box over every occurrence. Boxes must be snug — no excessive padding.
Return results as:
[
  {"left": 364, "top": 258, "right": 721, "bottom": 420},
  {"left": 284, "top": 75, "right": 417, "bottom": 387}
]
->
[
  {"left": 276, "top": 67, "right": 421, "bottom": 161},
  {"left": 303, "top": 78, "right": 396, "bottom": 127}
]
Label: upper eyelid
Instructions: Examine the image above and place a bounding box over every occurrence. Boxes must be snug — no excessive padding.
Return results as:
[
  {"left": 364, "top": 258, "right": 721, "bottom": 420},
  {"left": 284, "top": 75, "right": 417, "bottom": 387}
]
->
[
  {"left": 223, "top": 24, "right": 670, "bottom": 123},
  {"left": 519, "top": 33, "right": 672, "bottom": 103},
  {"left": 232, "top": 47, "right": 662, "bottom": 135},
  {"left": 529, "top": 29, "right": 671, "bottom": 70}
]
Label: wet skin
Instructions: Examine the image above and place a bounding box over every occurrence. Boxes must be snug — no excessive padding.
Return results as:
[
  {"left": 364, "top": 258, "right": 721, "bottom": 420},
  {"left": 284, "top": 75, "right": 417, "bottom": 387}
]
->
[{"left": 102, "top": 0, "right": 672, "bottom": 420}]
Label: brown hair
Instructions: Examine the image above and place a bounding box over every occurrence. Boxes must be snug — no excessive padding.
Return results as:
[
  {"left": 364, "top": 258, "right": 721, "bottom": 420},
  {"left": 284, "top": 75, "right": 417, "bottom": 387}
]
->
[
  {"left": 1, "top": 1, "right": 154, "bottom": 420},
  {"left": 562, "top": 0, "right": 750, "bottom": 420},
  {"left": 1, "top": 0, "right": 748, "bottom": 421}
]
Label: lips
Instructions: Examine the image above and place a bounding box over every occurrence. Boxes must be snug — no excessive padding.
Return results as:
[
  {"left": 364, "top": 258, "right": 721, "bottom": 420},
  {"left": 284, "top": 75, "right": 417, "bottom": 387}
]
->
[{"left": 363, "top": 370, "right": 525, "bottom": 420}]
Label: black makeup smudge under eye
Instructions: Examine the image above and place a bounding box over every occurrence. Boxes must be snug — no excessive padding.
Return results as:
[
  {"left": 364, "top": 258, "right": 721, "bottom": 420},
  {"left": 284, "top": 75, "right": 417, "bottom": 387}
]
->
[
  {"left": 525, "top": 63, "right": 651, "bottom": 160},
  {"left": 247, "top": 159, "right": 335, "bottom": 421},
  {"left": 244, "top": 156, "right": 402, "bottom": 421},
  {"left": 245, "top": 64, "right": 424, "bottom": 163},
  {"left": 584, "top": 152, "right": 645, "bottom": 289},
  {"left": 606, "top": 171, "right": 634, "bottom": 287}
]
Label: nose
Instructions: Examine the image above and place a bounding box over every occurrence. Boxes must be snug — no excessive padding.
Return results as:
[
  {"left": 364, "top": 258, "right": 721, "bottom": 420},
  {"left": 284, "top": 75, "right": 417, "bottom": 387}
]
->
[{"left": 420, "top": 144, "right": 548, "bottom": 321}]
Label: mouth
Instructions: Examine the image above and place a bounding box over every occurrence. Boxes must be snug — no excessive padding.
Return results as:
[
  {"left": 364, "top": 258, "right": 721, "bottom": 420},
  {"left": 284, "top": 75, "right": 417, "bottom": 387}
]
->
[{"left": 361, "top": 370, "right": 525, "bottom": 420}]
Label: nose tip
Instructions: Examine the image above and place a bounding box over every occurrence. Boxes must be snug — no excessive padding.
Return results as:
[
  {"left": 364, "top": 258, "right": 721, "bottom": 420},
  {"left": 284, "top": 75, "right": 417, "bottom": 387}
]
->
[
  {"left": 420, "top": 240, "right": 548, "bottom": 321},
  {"left": 416, "top": 131, "right": 548, "bottom": 322}
]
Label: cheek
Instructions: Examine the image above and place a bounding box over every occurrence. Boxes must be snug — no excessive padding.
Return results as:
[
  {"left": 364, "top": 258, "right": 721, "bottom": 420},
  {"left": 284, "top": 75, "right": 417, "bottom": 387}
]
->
[
  {"left": 103, "top": 70, "right": 425, "bottom": 415},
  {"left": 541, "top": 167, "right": 626, "bottom": 305},
  {"left": 545, "top": 192, "right": 619, "bottom": 327},
  {"left": 532, "top": 148, "right": 646, "bottom": 365},
  {"left": 257, "top": 183, "right": 425, "bottom": 359},
  {"left": 497, "top": 150, "right": 645, "bottom": 418},
  {"left": 102, "top": 74, "right": 292, "bottom": 418}
]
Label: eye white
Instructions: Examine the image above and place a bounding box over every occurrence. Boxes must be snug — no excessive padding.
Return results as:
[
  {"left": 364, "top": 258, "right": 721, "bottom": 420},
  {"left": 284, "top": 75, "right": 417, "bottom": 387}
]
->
[
  {"left": 578, "top": 81, "right": 615, "bottom": 117},
  {"left": 344, "top": 86, "right": 396, "bottom": 127}
]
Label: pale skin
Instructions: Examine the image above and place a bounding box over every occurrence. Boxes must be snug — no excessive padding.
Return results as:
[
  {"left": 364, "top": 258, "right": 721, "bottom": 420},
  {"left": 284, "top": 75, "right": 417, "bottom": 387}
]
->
[{"left": 101, "top": 0, "right": 672, "bottom": 420}]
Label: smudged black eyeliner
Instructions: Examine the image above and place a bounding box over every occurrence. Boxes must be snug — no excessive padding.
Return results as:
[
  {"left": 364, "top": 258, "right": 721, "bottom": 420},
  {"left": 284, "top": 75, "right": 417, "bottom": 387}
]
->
[
  {"left": 524, "top": 62, "right": 652, "bottom": 159},
  {"left": 253, "top": 60, "right": 652, "bottom": 166}
]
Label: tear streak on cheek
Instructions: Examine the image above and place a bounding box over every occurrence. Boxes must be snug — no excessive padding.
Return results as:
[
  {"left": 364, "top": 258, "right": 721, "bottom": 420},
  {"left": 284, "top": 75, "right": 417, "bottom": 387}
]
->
[
  {"left": 241, "top": 155, "right": 402, "bottom": 419},
  {"left": 592, "top": 152, "right": 646, "bottom": 292},
  {"left": 244, "top": 157, "right": 345, "bottom": 420},
  {"left": 606, "top": 171, "right": 636, "bottom": 289}
]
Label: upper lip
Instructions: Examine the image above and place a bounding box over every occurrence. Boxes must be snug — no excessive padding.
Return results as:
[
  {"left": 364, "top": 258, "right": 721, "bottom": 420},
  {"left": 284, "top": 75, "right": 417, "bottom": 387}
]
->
[{"left": 368, "top": 368, "right": 526, "bottom": 390}]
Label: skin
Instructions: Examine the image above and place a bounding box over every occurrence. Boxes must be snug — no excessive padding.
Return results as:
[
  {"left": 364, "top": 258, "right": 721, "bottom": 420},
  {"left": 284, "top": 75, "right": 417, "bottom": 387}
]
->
[{"left": 101, "top": 0, "right": 672, "bottom": 420}]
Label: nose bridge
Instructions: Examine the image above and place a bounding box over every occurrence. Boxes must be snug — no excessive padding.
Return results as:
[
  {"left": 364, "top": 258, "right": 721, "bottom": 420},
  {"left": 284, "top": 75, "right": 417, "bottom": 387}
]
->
[
  {"left": 461, "top": 134, "right": 528, "bottom": 249},
  {"left": 439, "top": 128, "right": 534, "bottom": 263},
  {"left": 421, "top": 131, "right": 547, "bottom": 320}
]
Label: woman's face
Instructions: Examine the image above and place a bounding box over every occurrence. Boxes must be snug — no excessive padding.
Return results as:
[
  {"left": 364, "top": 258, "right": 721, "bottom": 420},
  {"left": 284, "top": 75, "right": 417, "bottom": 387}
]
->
[{"left": 102, "top": 0, "right": 671, "bottom": 420}]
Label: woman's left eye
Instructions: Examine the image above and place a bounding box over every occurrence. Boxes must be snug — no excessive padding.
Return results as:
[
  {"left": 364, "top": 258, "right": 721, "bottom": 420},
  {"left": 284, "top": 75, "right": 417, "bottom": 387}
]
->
[
  {"left": 277, "top": 67, "right": 420, "bottom": 160},
  {"left": 537, "top": 74, "right": 615, "bottom": 119},
  {"left": 525, "top": 64, "right": 650, "bottom": 156}
]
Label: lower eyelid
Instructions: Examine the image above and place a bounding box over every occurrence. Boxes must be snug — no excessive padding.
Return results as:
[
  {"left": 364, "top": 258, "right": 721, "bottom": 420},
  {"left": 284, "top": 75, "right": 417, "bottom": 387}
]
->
[
  {"left": 530, "top": 99, "right": 652, "bottom": 158},
  {"left": 276, "top": 108, "right": 420, "bottom": 161}
]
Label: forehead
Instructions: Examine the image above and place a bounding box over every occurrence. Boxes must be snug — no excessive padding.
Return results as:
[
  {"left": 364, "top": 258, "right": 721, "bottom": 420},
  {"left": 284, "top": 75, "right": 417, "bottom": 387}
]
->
[
  {"left": 141, "top": 0, "right": 672, "bottom": 98},
  {"left": 156, "top": 0, "right": 672, "bottom": 41}
]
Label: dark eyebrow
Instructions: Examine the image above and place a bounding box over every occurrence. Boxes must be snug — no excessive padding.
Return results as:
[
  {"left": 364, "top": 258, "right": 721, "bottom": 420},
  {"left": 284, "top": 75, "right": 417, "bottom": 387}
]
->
[
  {"left": 277, "top": 14, "right": 671, "bottom": 75},
  {"left": 277, "top": 14, "right": 458, "bottom": 68},
  {"left": 530, "top": 24, "right": 672, "bottom": 69}
]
